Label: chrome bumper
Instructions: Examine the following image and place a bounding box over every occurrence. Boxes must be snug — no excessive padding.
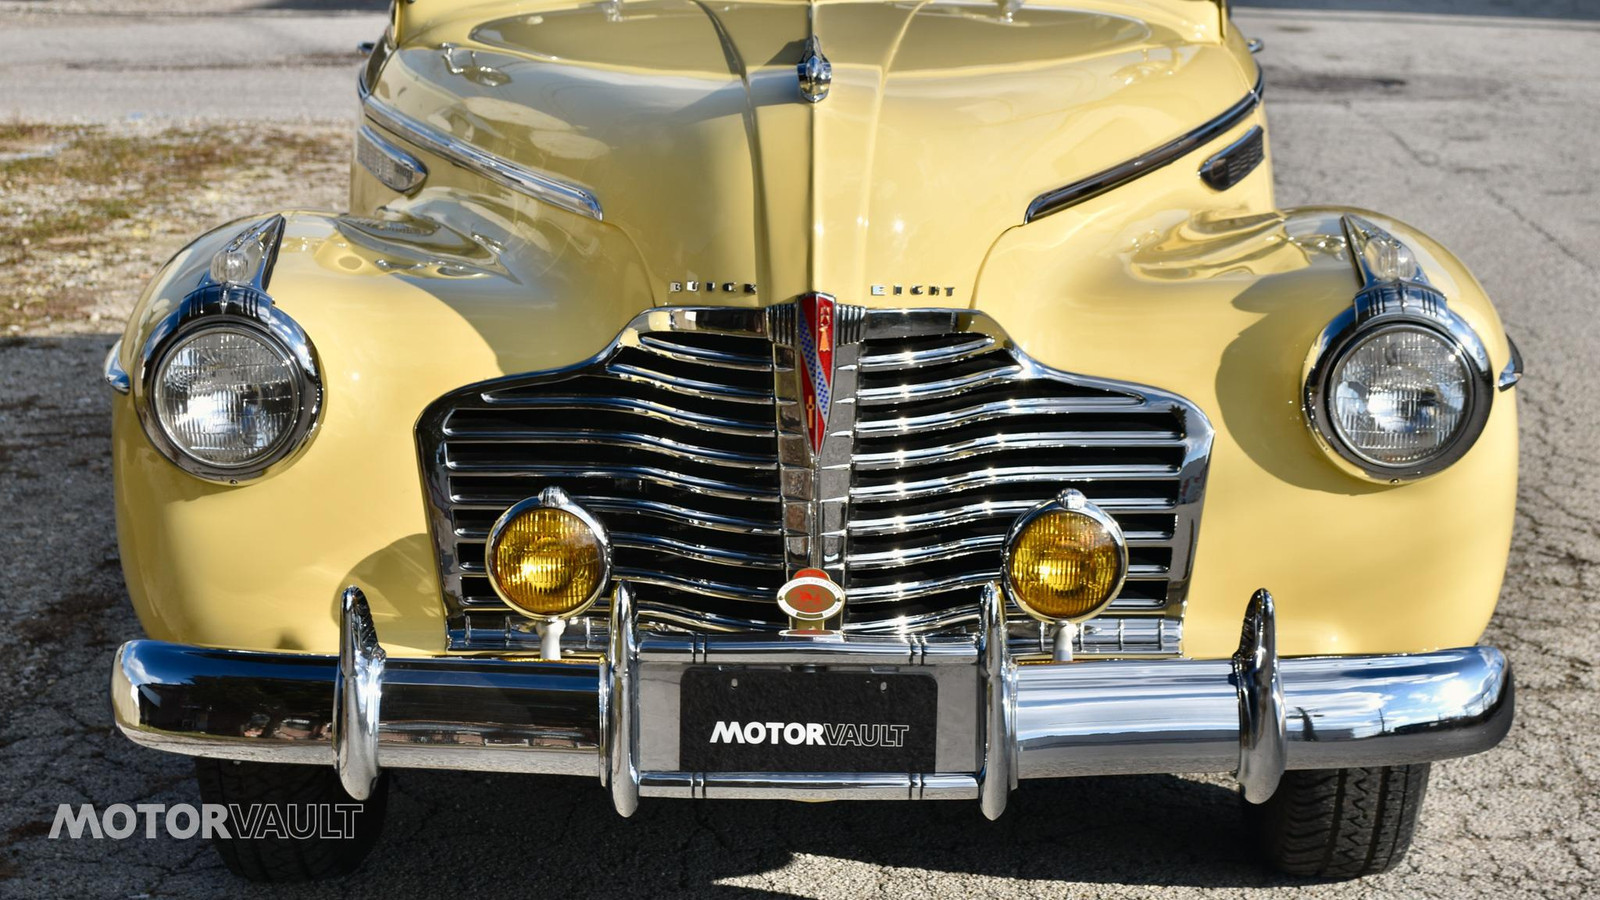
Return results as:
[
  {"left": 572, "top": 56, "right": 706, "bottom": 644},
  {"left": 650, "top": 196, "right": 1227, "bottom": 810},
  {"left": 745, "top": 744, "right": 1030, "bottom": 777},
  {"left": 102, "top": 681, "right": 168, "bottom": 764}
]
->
[{"left": 111, "top": 585, "right": 1513, "bottom": 816}]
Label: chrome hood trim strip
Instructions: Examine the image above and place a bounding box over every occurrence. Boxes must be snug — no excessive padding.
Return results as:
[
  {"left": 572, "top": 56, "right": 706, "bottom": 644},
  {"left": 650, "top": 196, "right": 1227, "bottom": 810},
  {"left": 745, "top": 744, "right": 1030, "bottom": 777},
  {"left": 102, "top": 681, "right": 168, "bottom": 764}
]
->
[
  {"left": 357, "top": 77, "right": 604, "bottom": 221},
  {"left": 1024, "top": 70, "right": 1264, "bottom": 224}
]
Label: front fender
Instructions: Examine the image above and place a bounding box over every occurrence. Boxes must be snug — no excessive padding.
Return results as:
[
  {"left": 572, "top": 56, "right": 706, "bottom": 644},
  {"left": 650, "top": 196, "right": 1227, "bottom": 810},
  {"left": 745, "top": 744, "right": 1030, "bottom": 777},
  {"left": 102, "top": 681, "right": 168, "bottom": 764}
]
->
[
  {"left": 976, "top": 193, "right": 1516, "bottom": 658},
  {"left": 113, "top": 207, "right": 654, "bottom": 655}
]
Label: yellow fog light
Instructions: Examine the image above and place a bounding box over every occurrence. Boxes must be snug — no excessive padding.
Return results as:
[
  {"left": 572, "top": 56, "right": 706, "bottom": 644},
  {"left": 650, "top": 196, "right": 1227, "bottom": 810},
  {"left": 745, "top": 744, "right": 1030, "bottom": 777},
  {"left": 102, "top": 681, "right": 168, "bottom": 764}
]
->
[
  {"left": 1003, "top": 489, "right": 1128, "bottom": 623},
  {"left": 486, "top": 487, "right": 610, "bottom": 619}
]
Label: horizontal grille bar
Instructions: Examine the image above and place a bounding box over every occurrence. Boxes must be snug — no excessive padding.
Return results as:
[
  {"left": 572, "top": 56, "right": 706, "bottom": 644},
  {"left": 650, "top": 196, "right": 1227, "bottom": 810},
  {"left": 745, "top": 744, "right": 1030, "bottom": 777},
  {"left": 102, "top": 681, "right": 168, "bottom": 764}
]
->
[{"left": 855, "top": 396, "right": 1148, "bottom": 435}]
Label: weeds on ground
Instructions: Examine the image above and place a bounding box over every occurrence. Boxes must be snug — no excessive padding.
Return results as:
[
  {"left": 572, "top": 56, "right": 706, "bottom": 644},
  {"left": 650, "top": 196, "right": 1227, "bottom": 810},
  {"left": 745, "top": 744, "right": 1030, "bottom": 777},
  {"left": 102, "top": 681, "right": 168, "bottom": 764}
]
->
[{"left": 0, "top": 119, "right": 346, "bottom": 332}]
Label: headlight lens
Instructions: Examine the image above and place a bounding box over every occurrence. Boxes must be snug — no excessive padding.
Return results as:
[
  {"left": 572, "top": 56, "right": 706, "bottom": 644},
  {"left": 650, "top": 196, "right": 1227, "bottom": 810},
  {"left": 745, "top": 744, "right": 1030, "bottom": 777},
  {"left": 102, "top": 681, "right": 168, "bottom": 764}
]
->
[
  {"left": 152, "top": 327, "right": 302, "bottom": 467},
  {"left": 1005, "top": 496, "right": 1127, "bottom": 622},
  {"left": 1327, "top": 326, "right": 1470, "bottom": 468},
  {"left": 488, "top": 503, "right": 606, "bottom": 617}
]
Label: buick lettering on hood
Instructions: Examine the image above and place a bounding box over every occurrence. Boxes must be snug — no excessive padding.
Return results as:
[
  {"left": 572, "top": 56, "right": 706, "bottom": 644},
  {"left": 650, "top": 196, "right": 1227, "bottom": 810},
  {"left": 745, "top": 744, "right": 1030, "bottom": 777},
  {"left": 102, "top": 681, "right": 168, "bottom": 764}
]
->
[{"left": 105, "top": 0, "right": 1518, "bottom": 884}]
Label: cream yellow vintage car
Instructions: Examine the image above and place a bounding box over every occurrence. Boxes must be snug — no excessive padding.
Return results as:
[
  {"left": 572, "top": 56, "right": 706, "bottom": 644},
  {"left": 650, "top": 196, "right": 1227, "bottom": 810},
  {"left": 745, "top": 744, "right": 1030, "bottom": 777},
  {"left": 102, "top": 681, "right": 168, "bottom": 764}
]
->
[{"left": 105, "top": 0, "right": 1518, "bottom": 883}]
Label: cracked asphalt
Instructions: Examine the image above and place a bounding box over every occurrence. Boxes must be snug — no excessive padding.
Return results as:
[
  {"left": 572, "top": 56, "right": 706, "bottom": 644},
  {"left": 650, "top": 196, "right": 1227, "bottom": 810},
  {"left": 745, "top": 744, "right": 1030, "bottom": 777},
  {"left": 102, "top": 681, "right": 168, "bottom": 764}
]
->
[{"left": 2, "top": 2, "right": 1598, "bottom": 897}]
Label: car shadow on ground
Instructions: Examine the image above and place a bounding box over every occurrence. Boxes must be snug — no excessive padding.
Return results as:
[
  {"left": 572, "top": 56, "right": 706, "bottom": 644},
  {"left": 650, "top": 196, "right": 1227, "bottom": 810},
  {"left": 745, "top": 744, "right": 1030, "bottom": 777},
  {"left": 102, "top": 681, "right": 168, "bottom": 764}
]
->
[{"left": 360, "top": 768, "right": 1304, "bottom": 896}]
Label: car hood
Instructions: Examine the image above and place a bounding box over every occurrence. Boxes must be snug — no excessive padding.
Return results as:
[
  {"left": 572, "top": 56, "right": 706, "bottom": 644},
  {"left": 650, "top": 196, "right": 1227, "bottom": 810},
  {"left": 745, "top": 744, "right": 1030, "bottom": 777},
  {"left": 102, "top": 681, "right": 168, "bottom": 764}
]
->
[{"left": 371, "top": 0, "right": 1258, "bottom": 308}]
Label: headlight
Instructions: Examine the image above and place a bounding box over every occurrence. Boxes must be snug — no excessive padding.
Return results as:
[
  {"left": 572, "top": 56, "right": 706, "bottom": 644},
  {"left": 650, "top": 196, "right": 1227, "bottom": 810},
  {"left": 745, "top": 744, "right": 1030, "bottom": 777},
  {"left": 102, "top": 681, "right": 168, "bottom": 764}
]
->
[
  {"left": 1326, "top": 325, "right": 1469, "bottom": 467},
  {"left": 486, "top": 488, "right": 610, "bottom": 619},
  {"left": 1304, "top": 215, "right": 1495, "bottom": 483},
  {"left": 138, "top": 308, "right": 321, "bottom": 483},
  {"left": 152, "top": 327, "right": 303, "bottom": 468},
  {"left": 1002, "top": 490, "right": 1127, "bottom": 623}
]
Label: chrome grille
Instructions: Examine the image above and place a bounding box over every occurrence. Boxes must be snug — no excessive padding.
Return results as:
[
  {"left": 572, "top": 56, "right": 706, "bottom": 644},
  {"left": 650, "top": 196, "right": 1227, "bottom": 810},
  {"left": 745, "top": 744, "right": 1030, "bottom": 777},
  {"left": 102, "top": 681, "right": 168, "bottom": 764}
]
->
[
  {"left": 846, "top": 331, "right": 1203, "bottom": 655},
  {"left": 418, "top": 308, "right": 789, "bottom": 647},
  {"left": 418, "top": 303, "right": 1212, "bottom": 657}
]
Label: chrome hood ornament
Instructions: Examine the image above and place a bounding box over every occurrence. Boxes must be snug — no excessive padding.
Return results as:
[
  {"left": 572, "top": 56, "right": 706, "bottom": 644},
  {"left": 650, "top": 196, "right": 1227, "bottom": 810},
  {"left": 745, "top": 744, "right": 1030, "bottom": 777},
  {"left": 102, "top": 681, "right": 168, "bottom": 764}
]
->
[{"left": 797, "top": 35, "right": 832, "bottom": 103}]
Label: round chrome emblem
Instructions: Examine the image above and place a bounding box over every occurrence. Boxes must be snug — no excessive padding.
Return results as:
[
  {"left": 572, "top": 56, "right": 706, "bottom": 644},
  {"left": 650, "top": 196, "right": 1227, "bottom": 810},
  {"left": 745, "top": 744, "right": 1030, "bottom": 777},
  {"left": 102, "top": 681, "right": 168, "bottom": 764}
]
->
[{"left": 777, "top": 568, "right": 845, "bottom": 624}]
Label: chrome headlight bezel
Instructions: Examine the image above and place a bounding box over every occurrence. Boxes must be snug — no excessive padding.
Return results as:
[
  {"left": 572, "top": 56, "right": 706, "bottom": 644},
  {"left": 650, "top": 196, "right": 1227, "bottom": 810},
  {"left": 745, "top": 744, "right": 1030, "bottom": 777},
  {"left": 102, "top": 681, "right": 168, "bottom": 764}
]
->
[
  {"left": 1302, "top": 216, "right": 1495, "bottom": 483},
  {"left": 131, "top": 216, "right": 323, "bottom": 484}
]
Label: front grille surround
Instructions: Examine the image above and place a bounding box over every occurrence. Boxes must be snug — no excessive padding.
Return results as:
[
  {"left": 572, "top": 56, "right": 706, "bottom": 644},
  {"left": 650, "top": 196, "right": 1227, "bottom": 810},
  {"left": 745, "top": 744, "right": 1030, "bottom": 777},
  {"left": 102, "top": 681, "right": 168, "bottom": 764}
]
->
[{"left": 417, "top": 303, "right": 1213, "bottom": 658}]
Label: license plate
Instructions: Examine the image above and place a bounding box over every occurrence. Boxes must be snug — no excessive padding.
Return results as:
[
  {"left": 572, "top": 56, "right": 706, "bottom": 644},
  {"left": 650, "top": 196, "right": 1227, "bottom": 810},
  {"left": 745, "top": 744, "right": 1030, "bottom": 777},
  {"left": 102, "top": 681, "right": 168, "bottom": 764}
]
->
[{"left": 678, "top": 668, "right": 938, "bottom": 773}]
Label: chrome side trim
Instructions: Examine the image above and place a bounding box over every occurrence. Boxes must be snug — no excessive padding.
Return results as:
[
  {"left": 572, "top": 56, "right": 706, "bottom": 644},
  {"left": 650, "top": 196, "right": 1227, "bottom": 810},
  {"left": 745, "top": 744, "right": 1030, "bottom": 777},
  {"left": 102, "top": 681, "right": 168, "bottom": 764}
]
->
[
  {"left": 1024, "top": 71, "right": 1264, "bottom": 223},
  {"left": 334, "top": 587, "right": 385, "bottom": 801},
  {"left": 1499, "top": 334, "right": 1523, "bottom": 391},
  {"left": 358, "top": 26, "right": 394, "bottom": 98},
  {"left": 103, "top": 338, "right": 130, "bottom": 394},
  {"left": 357, "top": 78, "right": 603, "bottom": 221},
  {"left": 1233, "top": 589, "right": 1285, "bottom": 804}
]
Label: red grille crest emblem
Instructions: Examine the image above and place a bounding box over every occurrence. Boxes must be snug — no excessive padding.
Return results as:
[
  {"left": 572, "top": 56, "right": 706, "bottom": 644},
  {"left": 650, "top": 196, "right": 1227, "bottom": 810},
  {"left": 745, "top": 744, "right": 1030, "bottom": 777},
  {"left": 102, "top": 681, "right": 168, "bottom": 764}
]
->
[{"left": 797, "top": 292, "right": 836, "bottom": 455}]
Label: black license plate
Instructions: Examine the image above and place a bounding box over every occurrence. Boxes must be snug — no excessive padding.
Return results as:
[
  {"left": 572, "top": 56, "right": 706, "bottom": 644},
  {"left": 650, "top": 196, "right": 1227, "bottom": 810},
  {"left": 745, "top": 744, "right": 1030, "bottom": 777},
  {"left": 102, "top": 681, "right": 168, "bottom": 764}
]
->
[{"left": 678, "top": 668, "right": 938, "bottom": 773}]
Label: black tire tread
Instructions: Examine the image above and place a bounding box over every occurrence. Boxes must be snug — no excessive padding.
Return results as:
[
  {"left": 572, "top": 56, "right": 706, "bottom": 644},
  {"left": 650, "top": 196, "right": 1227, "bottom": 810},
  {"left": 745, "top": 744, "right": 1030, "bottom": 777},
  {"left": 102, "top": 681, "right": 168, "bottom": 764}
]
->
[
  {"left": 1249, "top": 763, "right": 1430, "bottom": 879},
  {"left": 194, "top": 758, "right": 387, "bottom": 883}
]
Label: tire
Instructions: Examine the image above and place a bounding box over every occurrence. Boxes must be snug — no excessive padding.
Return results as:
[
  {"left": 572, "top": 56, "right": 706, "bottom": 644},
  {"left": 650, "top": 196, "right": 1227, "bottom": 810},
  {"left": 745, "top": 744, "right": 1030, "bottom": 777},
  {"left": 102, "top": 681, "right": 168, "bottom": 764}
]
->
[
  {"left": 1247, "top": 763, "right": 1431, "bottom": 879},
  {"left": 193, "top": 758, "right": 387, "bottom": 882}
]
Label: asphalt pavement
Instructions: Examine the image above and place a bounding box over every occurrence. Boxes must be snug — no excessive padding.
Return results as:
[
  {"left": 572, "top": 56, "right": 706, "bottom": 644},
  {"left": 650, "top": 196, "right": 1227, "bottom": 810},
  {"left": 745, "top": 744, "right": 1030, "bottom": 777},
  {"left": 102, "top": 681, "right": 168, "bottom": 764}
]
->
[
  {"left": 1, "top": 1, "right": 1597, "bottom": 897},
  {"left": 0, "top": 1, "right": 382, "bottom": 122}
]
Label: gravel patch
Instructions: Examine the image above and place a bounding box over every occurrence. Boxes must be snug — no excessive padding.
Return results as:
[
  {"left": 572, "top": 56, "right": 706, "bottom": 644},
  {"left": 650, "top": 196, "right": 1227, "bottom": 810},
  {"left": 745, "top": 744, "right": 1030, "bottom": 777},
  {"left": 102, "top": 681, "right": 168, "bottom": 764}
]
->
[{"left": 0, "top": 122, "right": 349, "bottom": 334}]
